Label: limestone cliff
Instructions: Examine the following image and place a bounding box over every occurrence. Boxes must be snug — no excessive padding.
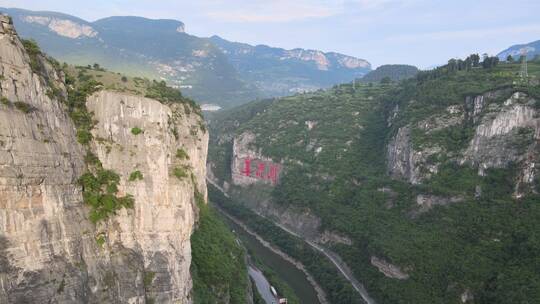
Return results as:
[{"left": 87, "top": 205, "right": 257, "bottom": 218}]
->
[
  {"left": 0, "top": 14, "right": 208, "bottom": 304},
  {"left": 387, "top": 91, "right": 539, "bottom": 197},
  {"left": 461, "top": 92, "right": 539, "bottom": 197}
]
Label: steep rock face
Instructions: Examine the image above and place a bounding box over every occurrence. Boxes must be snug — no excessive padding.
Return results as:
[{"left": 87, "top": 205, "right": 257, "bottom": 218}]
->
[
  {"left": 231, "top": 131, "right": 280, "bottom": 186},
  {"left": 0, "top": 16, "right": 207, "bottom": 304},
  {"left": 461, "top": 92, "right": 539, "bottom": 197},
  {"left": 87, "top": 91, "right": 208, "bottom": 303},
  {"left": 386, "top": 126, "right": 414, "bottom": 182},
  {"left": 462, "top": 93, "right": 538, "bottom": 172},
  {"left": 386, "top": 126, "right": 440, "bottom": 184},
  {"left": 389, "top": 91, "right": 539, "bottom": 196},
  {"left": 0, "top": 15, "right": 93, "bottom": 303},
  {"left": 23, "top": 15, "right": 98, "bottom": 39}
]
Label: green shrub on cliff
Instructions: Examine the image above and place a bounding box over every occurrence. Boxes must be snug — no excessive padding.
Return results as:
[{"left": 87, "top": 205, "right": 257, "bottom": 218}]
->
[
  {"left": 78, "top": 169, "right": 135, "bottom": 223},
  {"left": 129, "top": 170, "right": 144, "bottom": 181},
  {"left": 14, "top": 101, "right": 33, "bottom": 113},
  {"left": 173, "top": 166, "right": 190, "bottom": 180},
  {"left": 131, "top": 127, "right": 143, "bottom": 135},
  {"left": 175, "top": 148, "right": 190, "bottom": 160},
  {"left": 21, "top": 39, "right": 42, "bottom": 73},
  {"left": 1, "top": 96, "right": 10, "bottom": 105}
]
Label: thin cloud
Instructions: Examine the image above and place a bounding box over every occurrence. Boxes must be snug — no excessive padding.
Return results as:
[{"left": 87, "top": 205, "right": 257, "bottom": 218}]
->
[
  {"left": 205, "top": 1, "right": 340, "bottom": 23},
  {"left": 385, "top": 24, "right": 540, "bottom": 43},
  {"left": 204, "top": 0, "right": 418, "bottom": 23}
]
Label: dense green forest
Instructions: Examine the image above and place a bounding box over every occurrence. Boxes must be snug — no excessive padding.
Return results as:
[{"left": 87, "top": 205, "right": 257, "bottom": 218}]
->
[
  {"left": 208, "top": 57, "right": 540, "bottom": 303},
  {"left": 360, "top": 64, "right": 419, "bottom": 83},
  {"left": 191, "top": 192, "right": 250, "bottom": 304}
]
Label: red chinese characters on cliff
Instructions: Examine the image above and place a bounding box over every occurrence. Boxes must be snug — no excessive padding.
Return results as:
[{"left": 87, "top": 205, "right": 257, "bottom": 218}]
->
[{"left": 242, "top": 157, "right": 280, "bottom": 185}]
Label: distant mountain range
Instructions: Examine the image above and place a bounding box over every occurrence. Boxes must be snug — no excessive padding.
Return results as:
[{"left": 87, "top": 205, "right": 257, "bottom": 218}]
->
[
  {"left": 497, "top": 39, "right": 540, "bottom": 61},
  {"left": 209, "top": 35, "right": 370, "bottom": 96},
  {"left": 0, "top": 7, "right": 371, "bottom": 108}
]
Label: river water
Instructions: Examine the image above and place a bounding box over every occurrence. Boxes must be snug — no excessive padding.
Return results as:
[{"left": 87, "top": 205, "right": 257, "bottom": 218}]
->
[{"left": 218, "top": 210, "right": 321, "bottom": 304}]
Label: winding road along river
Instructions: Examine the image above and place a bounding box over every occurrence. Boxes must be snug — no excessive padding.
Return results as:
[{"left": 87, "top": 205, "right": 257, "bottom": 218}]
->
[
  {"left": 207, "top": 178, "right": 375, "bottom": 304},
  {"left": 220, "top": 210, "right": 321, "bottom": 304}
]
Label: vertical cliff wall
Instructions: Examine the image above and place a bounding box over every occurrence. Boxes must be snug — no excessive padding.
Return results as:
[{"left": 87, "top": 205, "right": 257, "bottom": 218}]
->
[
  {"left": 86, "top": 90, "right": 208, "bottom": 303},
  {"left": 0, "top": 14, "right": 208, "bottom": 304}
]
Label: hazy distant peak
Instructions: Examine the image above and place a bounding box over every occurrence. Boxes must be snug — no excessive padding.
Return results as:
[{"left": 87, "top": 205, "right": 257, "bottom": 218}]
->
[
  {"left": 93, "top": 16, "right": 185, "bottom": 33},
  {"left": 22, "top": 15, "right": 98, "bottom": 39},
  {"left": 209, "top": 35, "right": 370, "bottom": 71},
  {"left": 497, "top": 39, "right": 540, "bottom": 60},
  {"left": 2, "top": 7, "right": 98, "bottom": 39}
]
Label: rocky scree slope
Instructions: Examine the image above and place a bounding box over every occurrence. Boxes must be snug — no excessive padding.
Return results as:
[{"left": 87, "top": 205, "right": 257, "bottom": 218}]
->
[
  {"left": 0, "top": 14, "right": 208, "bottom": 304},
  {"left": 208, "top": 58, "right": 540, "bottom": 303}
]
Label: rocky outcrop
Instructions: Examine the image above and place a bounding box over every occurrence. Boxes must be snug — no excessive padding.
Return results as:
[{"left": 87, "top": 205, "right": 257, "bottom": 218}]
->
[
  {"left": 413, "top": 194, "right": 463, "bottom": 215},
  {"left": 387, "top": 126, "right": 441, "bottom": 184},
  {"left": 283, "top": 49, "right": 331, "bottom": 71},
  {"left": 22, "top": 15, "right": 98, "bottom": 39},
  {"left": 231, "top": 131, "right": 281, "bottom": 186},
  {"left": 0, "top": 15, "right": 207, "bottom": 304},
  {"left": 460, "top": 289, "right": 474, "bottom": 303},
  {"left": 416, "top": 105, "right": 463, "bottom": 132},
  {"left": 387, "top": 126, "right": 415, "bottom": 182},
  {"left": 370, "top": 256, "right": 409, "bottom": 280},
  {"left": 389, "top": 91, "right": 539, "bottom": 197},
  {"left": 334, "top": 54, "right": 371, "bottom": 69},
  {"left": 461, "top": 92, "right": 539, "bottom": 195}
]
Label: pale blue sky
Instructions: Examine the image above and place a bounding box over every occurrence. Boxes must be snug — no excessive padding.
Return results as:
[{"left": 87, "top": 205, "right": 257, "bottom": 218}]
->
[{"left": 1, "top": 0, "right": 539, "bottom": 68}]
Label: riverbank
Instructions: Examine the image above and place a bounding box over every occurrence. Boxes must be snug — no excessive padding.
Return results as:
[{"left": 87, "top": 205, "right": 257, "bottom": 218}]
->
[
  {"left": 214, "top": 202, "right": 329, "bottom": 304},
  {"left": 267, "top": 218, "right": 375, "bottom": 304},
  {"left": 208, "top": 179, "right": 375, "bottom": 304}
]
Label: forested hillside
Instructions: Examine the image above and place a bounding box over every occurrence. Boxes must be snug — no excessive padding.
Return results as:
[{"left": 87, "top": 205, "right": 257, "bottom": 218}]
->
[
  {"left": 360, "top": 64, "right": 419, "bottom": 83},
  {"left": 208, "top": 56, "right": 540, "bottom": 303}
]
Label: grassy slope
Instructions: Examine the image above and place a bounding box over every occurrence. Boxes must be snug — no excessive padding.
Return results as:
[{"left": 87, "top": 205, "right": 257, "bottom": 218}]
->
[{"left": 209, "top": 61, "right": 540, "bottom": 303}]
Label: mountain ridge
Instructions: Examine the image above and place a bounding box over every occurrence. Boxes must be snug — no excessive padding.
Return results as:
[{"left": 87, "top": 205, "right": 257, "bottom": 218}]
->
[
  {"left": 0, "top": 7, "right": 371, "bottom": 108},
  {"left": 497, "top": 39, "right": 540, "bottom": 60}
]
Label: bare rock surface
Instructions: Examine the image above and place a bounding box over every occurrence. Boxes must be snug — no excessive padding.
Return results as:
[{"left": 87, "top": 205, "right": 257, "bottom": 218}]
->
[
  {"left": 386, "top": 126, "right": 440, "bottom": 184},
  {"left": 370, "top": 256, "right": 409, "bottom": 280},
  {"left": 0, "top": 16, "right": 208, "bottom": 304},
  {"left": 87, "top": 91, "right": 208, "bottom": 303}
]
